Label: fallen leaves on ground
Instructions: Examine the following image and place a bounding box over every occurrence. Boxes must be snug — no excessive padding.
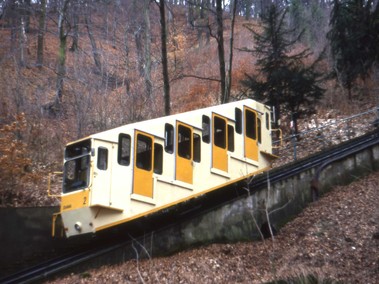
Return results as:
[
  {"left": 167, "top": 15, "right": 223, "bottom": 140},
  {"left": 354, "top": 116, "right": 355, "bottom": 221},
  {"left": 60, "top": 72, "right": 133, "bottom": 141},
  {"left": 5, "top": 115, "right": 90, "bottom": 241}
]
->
[{"left": 49, "top": 171, "right": 379, "bottom": 283}]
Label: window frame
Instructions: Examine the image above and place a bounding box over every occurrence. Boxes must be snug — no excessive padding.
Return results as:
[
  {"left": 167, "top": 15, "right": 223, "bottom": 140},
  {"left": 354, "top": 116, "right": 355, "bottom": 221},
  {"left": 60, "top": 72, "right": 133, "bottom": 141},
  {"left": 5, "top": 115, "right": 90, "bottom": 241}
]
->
[
  {"left": 136, "top": 134, "right": 153, "bottom": 171},
  {"left": 178, "top": 124, "right": 192, "bottom": 160},
  {"left": 213, "top": 115, "right": 227, "bottom": 149},
  {"left": 63, "top": 155, "right": 90, "bottom": 193},
  {"left": 118, "top": 134, "right": 131, "bottom": 166},
  {"left": 193, "top": 133, "right": 201, "bottom": 162},
  {"left": 154, "top": 143, "right": 163, "bottom": 174},
  {"left": 245, "top": 109, "right": 257, "bottom": 140},
  {"left": 202, "top": 115, "right": 210, "bottom": 144},
  {"left": 97, "top": 147, "right": 108, "bottom": 171},
  {"left": 164, "top": 123, "right": 174, "bottom": 154},
  {"left": 235, "top": 108, "right": 242, "bottom": 134}
]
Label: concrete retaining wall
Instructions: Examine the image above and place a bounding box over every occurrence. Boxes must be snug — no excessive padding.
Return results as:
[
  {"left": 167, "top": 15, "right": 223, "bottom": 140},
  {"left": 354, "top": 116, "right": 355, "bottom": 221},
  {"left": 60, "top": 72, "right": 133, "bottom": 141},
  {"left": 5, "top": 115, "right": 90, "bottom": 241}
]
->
[
  {"left": 147, "top": 143, "right": 379, "bottom": 254},
  {"left": 0, "top": 207, "right": 59, "bottom": 276}
]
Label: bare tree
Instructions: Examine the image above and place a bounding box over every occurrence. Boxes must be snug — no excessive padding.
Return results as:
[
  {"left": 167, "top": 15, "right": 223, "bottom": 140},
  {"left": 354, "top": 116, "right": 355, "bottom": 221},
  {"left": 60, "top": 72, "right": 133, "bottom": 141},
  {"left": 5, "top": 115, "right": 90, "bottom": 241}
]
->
[
  {"left": 54, "top": 0, "right": 71, "bottom": 111},
  {"left": 36, "top": 0, "right": 46, "bottom": 67},
  {"left": 224, "top": 0, "right": 238, "bottom": 103},
  {"left": 157, "top": 0, "right": 171, "bottom": 115},
  {"left": 84, "top": 7, "right": 102, "bottom": 74},
  {"left": 144, "top": 0, "right": 152, "bottom": 98},
  {"left": 186, "top": 0, "right": 237, "bottom": 104},
  {"left": 69, "top": 1, "right": 79, "bottom": 52},
  {"left": 215, "top": 0, "right": 226, "bottom": 103}
]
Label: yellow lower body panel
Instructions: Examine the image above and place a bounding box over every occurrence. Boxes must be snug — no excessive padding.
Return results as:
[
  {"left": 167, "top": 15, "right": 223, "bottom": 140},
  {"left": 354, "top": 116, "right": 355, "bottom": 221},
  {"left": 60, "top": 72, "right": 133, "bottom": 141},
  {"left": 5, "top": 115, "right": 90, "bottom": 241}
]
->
[{"left": 61, "top": 190, "right": 90, "bottom": 212}]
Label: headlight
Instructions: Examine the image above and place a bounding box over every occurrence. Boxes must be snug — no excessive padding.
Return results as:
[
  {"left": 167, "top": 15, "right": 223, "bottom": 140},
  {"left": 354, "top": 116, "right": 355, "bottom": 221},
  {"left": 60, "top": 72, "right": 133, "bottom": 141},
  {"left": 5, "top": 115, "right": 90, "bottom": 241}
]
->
[{"left": 74, "top": 222, "right": 82, "bottom": 232}]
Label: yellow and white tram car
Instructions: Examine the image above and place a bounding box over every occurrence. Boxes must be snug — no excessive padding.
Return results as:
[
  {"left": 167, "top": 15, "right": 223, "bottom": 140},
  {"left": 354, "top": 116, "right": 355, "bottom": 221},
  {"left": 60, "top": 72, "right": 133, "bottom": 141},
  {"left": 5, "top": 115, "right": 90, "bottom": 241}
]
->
[{"left": 53, "top": 99, "right": 278, "bottom": 237}]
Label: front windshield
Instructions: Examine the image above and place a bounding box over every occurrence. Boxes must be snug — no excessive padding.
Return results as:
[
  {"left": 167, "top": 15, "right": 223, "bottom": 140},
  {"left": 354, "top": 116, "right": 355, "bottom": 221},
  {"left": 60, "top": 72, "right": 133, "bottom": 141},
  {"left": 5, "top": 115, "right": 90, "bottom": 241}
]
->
[
  {"left": 63, "top": 139, "right": 91, "bottom": 193},
  {"left": 63, "top": 155, "right": 90, "bottom": 193}
]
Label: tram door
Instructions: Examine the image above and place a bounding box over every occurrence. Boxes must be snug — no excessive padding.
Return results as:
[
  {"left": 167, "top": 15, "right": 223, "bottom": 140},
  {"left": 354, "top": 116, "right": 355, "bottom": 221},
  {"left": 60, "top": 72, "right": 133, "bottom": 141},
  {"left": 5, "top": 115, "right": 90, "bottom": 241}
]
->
[
  {"left": 91, "top": 141, "right": 113, "bottom": 207},
  {"left": 212, "top": 113, "right": 228, "bottom": 172},
  {"left": 176, "top": 121, "right": 193, "bottom": 184},
  {"left": 244, "top": 107, "right": 259, "bottom": 161},
  {"left": 133, "top": 131, "right": 154, "bottom": 198}
]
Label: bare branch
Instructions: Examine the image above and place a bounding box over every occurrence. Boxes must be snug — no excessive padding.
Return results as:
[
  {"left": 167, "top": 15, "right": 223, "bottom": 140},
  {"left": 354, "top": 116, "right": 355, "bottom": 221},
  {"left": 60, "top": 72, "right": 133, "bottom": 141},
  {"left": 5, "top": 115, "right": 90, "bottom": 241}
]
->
[{"left": 172, "top": 74, "right": 221, "bottom": 83}]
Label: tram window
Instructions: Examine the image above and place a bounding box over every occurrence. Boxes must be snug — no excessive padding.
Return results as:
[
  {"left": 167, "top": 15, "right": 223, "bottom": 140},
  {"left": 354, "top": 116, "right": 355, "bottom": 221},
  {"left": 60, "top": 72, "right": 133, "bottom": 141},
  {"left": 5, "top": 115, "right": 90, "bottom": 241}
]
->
[
  {"left": 63, "top": 155, "right": 89, "bottom": 193},
  {"left": 245, "top": 110, "right": 257, "bottom": 140},
  {"left": 164, "top": 123, "right": 174, "bottom": 153},
  {"left": 235, "top": 108, "right": 242, "bottom": 134},
  {"left": 193, "top": 133, "right": 201, "bottom": 162},
  {"left": 154, "top": 143, "right": 163, "bottom": 174},
  {"left": 178, "top": 125, "right": 191, "bottom": 159},
  {"left": 266, "top": 112, "right": 270, "bottom": 130},
  {"left": 118, "top": 134, "right": 131, "bottom": 166},
  {"left": 97, "top": 147, "right": 108, "bottom": 170},
  {"left": 202, "top": 115, "right": 210, "bottom": 143},
  {"left": 214, "top": 116, "right": 226, "bottom": 149},
  {"left": 258, "top": 117, "right": 262, "bottom": 144},
  {"left": 228, "top": 125, "right": 234, "bottom": 152},
  {"left": 136, "top": 134, "right": 152, "bottom": 171},
  {"left": 65, "top": 139, "right": 91, "bottom": 158}
]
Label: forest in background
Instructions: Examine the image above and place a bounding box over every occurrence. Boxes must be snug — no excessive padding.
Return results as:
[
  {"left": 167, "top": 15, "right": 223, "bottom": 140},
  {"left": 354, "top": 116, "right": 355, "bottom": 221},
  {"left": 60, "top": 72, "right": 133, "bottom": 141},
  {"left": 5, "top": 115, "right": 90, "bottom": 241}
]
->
[{"left": 0, "top": 0, "right": 378, "bottom": 206}]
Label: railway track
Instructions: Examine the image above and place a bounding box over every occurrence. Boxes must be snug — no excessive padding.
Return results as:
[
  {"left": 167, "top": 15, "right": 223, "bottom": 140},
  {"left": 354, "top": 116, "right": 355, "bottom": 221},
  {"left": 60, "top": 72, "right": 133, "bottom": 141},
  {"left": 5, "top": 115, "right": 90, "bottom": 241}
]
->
[
  {"left": 1, "top": 129, "right": 379, "bottom": 284},
  {"left": 0, "top": 240, "right": 134, "bottom": 284},
  {"left": 248, "top": 128, "right": 379, "bottom": 190}
]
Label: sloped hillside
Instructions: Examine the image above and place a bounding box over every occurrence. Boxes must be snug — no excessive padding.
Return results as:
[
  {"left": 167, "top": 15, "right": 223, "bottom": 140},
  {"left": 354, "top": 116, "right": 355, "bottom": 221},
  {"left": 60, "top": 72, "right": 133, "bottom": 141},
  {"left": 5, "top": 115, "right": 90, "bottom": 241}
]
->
[{"left": 48, "top": 171, "right": 379, "bottom": 283}]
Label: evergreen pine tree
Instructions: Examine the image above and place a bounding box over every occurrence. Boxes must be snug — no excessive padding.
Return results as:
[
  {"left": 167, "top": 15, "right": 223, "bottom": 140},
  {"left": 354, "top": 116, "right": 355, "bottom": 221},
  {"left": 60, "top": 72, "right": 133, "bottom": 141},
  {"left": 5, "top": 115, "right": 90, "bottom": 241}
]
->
[
  {"left": 327, "top": 0, "right": 379, "bottom": 99},
  {"left": 241, "top": 4, "right": 325, "bottom": 136}
]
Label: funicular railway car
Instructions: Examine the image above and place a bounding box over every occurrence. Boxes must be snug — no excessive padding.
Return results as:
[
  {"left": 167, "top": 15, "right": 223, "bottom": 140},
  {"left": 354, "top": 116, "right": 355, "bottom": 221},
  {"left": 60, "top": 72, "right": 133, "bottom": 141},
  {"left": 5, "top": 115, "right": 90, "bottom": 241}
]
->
[{"left": 52, "top": 99, "right": 279, "bottom": 238}]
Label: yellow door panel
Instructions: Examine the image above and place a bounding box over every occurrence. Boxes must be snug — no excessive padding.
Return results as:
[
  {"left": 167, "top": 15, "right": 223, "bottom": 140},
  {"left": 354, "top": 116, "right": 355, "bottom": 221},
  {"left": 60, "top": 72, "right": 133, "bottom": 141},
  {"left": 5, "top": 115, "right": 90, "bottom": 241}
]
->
[
  {"left": 244, "top": 107, "right": 259, "bottom": 161},
  {"left": 212, "top": 114, "right": 228, "bottom": 172},
  {"left": 133, "top": 132, "right": 154, "bottom": 198},
  {"left": 176, "top": 122, "right": 193, "bottom": 184},
  {"left": 213, "top": 143, "right": 228, "bottom": 171}
]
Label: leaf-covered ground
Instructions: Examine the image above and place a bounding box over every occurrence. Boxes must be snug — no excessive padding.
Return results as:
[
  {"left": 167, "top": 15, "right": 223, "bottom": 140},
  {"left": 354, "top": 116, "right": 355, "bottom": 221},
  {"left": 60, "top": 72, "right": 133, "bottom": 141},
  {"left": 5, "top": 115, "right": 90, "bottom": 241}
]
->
[{"left": 48, "top": 171, "right": 379, "bottom": 283}]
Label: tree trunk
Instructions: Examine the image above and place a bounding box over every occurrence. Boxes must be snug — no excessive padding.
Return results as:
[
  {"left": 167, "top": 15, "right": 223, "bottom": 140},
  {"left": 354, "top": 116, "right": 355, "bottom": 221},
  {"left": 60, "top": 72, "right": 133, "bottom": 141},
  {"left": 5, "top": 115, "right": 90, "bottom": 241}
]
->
[
  {"left": 159, "top": 0, "right": 171, "bottom": 115},
  {"left": 70, "top": 4, "right": 79, "bottom": 52},
  {"left": 144, "top": 0, "right": 152, "bottom": 98},
  {"left": 187, "top": 1, "right": 194, "bottom": 27},
  {"left": 85, "top": 10, "right": 102, "bottom": 74},
  {"left": 55, "top": 31, "right": 67, "bottom": 107},
  {"left": 225, "top": 0, "right": 237, "bottom": 103},
  {"left": 216, "top": 0, "right": 226, "bottom": 104},
  {"left": 54, "top": 0, "right": 70, "bottom": 109},
  {"left": 244, "top": 0, "right": 253, "bottom": 19},
  {"left": 123, "top": 28, "right": 131, "bottom": 95},
  {"left": 134, "top": 29, "right": 144, "bottom": 76},
  {"left": 9, "top": 0, "right": 17, "bottom": 53},
  {"left": 19, "top": 14, "right": 27, "bottom": 66},
  {"left": 36, "top": 0, "right": 46, "bottom": 67},
  {"left": 111, "top": 3, "right": 118, "bottom": 48},
  {"left": 23, "top": 0, "right": 31, "bottom": 33}
]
